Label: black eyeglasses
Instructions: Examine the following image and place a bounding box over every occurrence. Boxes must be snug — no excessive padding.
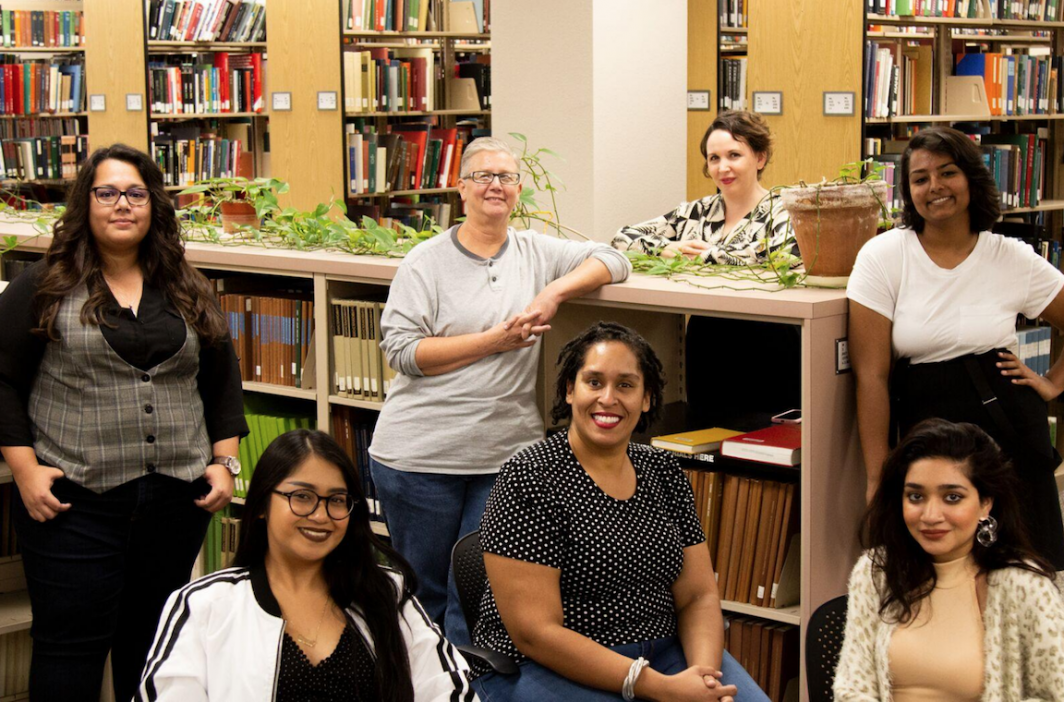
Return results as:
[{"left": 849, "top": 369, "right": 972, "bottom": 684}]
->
[
  {"left": 462, "top": 171, "right": 522, "bottom": 185},
  {"left": 91, "top": 186, "right": 151, "bottom": 207},
  {"left": 273, "top": 489, "right": 356, "bottom": 520}
]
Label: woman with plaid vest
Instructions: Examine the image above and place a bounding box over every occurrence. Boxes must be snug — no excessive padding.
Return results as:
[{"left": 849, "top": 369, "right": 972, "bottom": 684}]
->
[{"left": 0, "top": 144, "right": 247, "bottom": 702}]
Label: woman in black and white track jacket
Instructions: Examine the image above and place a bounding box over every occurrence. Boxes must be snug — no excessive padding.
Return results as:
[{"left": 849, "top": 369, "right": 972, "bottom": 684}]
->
[{"left": 137, "top": 430, "right": 477, "bottom": 702}]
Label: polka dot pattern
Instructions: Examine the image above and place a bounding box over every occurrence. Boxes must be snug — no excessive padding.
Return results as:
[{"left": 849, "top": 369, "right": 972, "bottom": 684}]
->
[
  {"left": 471, "top": 431, "right": 706, "bottom": 671},
  {"left": 276, "top": 626, "right": 376, "bottom": 701}
]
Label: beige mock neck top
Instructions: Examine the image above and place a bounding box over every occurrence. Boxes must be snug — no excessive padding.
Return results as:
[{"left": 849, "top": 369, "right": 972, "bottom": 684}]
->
[{"left": 889, "top": 554, "right": 984, "bottom": 701}]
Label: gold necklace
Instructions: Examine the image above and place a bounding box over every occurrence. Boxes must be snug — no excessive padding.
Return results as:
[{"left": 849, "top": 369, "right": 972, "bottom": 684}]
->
[{"left": 284, "top": 596, "right": 332, "bottom": 649}]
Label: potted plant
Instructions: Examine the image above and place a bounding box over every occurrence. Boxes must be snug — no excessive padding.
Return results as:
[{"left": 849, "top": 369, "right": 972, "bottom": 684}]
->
[
  {"left": 779, "top": 162, "right": 891, "bottom": 284},
  {"left": 178, "top": 176, "right": 289, "bottom": 234}
]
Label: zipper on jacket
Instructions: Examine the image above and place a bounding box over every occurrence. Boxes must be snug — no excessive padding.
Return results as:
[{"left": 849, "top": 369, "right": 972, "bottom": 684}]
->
[{"left": 271, "top": 620, "right": 286, "bottom": 701}]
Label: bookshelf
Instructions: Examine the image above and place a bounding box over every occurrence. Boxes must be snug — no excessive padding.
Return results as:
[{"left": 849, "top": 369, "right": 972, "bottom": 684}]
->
[{"left": 688, "top": 0, "right": 717, "bottom": 200}]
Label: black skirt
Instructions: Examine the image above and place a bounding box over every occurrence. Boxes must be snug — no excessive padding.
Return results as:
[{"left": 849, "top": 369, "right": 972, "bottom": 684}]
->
[{"left": 891, "top": 349, "right": 1064, "bottom": 569}]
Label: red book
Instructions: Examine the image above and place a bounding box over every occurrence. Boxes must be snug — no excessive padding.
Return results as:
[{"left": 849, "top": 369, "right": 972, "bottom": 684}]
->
[
  {"left": 184, "top": 2, "right": 204, "bottom": 41},
  {"left": 394, "top": 129, "right": 428, "bottom": 189},
  {"left": 434, "top": 127, "right": 457, "bottom": 188},
  {"left": 213, "top": 51, "right": 231, "bottom": 112},
  {"left": 375, "top": 0, "right": 387, "bottom": 31},
  {"left": 721, "top": 425, "right": 802, "bottom": 467},
  {"left": 250, "top": 53, "right": 263, "bottom": 112}
]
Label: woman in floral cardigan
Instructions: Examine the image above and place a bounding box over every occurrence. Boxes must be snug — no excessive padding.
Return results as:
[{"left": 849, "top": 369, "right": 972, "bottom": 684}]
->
[{"left": 834, "top": 419, "right": 1064, "bottom": 701}]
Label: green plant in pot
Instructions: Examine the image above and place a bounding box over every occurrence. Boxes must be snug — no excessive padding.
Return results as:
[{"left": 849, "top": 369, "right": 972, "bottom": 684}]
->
[
  {"left": 178, "top": 176, "right": 289, "bottom": 235},
  {"left": 779, "top": 161, "right": 891, "bottom": 287}
]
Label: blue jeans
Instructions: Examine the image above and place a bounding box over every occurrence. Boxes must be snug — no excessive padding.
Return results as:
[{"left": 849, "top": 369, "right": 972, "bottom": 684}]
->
[
  {"left": 369, "top": 458, "right": 497, "bottom": 646},
  {"left": 473, "top": 636, "right": 769, "bottom": 701},
  {"left": 13, "top": 473, "right": 212, "bottom": 702}
]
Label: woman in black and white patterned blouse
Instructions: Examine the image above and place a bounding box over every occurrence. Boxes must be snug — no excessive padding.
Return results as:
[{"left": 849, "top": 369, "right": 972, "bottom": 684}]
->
[
  {"left": 611, "top": 110, "right": 791, "bottom": 266},
  {"left": 470, "top": 322, "right": 768, "bottom": 702}
]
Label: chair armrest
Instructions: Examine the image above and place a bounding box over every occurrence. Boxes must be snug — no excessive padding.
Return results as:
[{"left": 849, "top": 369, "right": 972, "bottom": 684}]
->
[{"left": 456, "top": 644, "right": 520, "bottom": 676}]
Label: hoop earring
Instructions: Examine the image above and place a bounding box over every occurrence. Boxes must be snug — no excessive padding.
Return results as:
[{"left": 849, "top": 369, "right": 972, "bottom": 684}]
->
[{"left": 976, "top": 515, "right": 998, "bottom": 548}]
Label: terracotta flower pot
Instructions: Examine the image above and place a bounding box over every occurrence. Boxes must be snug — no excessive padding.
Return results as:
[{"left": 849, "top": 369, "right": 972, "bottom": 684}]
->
[
  {"left": 780, "top": 181, "right": 888, "bottom": 281},
  {"left": 219, "top": 201, "right": 260, "bottom": 234}
]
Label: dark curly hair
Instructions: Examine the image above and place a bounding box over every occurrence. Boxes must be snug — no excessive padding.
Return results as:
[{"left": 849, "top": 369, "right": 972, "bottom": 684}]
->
[
  {"left": 550, "top": 321, "right": 665, "bottom": 434},
  {"left": 898, "top": 126, "right": 1001, "bottom": 234},
  {"left": 33, "top": 143, "right": 227, "bottom": 343},
  {"left": 234, "top": 429, "right": 419, "bottom": 702},
  {"left": 699, "top": 109, "right": 773, "bottom": 180},
  {"left": 862, "top": 418, "right": 1054, "bottom": 624}
]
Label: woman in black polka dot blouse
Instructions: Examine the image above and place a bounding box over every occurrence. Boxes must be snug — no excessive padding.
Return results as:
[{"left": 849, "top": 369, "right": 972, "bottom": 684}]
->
[{"left": 470, "top": 322, "right": 768, "bottom": 701}]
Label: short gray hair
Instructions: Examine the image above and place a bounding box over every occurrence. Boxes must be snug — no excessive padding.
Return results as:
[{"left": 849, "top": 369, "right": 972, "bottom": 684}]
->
[{"left": 460, "top": 137, "right": 521, "bottom": 177}]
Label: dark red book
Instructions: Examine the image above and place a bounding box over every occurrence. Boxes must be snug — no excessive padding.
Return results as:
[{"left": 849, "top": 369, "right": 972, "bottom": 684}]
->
[{"left": 721, "top": 424, "right": 801, "bottom": 467}]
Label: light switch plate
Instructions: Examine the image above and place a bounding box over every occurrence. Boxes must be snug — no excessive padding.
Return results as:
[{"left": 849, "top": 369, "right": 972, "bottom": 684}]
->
[
  {"left": 317, "top": 91, "right": 338, "bottom": 110},
  {"left": 89, "top": 94, "right": 106, "bottom": 112},
  {"left": 271, "top": 92, "right": 292, "bottom": 111},
  {"left": 126, "top": 93, "right": 143, "bottom": 111}
]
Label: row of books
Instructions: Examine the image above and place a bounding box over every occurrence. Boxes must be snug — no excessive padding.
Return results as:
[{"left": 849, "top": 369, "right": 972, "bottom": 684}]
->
[
  {"left": 720, "top": 57, "right": 748, "bottom": 112},
  {"left": 149, "top": 53, "right": 265, "bottom": 115},
  {"left": 454, "top": 60, "right": 491, "bottom": 111},
  {"left": 343, "top": 46, "right": 435, "bottom": 114},
  {"left": 346, "top": 198, "right": 455, "bottom": 231},
  {"left": 345, "top": 124, "right": 466, "bottom": 195},
  {"left": 203, "top": 508, "right": 239, "bottom": 574},
  {"left": 0, "top": 483, "right": 18, "bottom": 559},
  {"left": 152, "top": 134, "right": 250, "bottom": 187},
  {"left": 0, "top": 8, "right": 83, "bottom": 48},
  {"left": 719, "top": 0, "right": 749, "bottom": 28},
  {"left": 343, "top": 0, "right": 486, "bottom": 34},
  {"left": 219, "top": 293, "right": 315, "bottom": 389},
  {"left": 146, "top": 0, "right": 267, "bottom": 44},
  {"left": 331, "top": 406, "right": 384, "bottom": 523},
  {"left": 0, "top": 134, "right": 89, "bottom": 182},
  {"left": 683, "top": 470, "right": 800, "bottom": 608},
  {"left": 1028, "top": 237, "right": 1063, "bottom": 269},
  {"left": 237, "top": 400, "right": 316, "bottom": 499},
  {"left": 723, "top": 617, "right": 798, "bottom": 702},
  {"left": 331, "top": 298, "right": 397, "bottom": 402},
  {"left": 864, "top": 42, "right": 932, "bottom": 119},
  {"left": 955, "top": 52, "right": 1063, "bottom": 118},
  {"left": 867, "top": 0, "right": 1061, "bottom": 19},
  {"left": 0, "top": 59, "right": 84, "bottom": 115},
  {"left": 0, "top": 115, "right": 82, "bottom": 140},
  {"left": 1016, "top": 325, "right": 1052, "bottom": 375},
  {"left": 0, "top": 629, "right": 30, "bottom": 700}
]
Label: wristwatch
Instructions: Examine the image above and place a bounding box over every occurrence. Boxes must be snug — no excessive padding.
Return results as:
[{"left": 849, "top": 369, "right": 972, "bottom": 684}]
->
[{"left": 210, "top": 455, "right": 242, "bottom": 477}]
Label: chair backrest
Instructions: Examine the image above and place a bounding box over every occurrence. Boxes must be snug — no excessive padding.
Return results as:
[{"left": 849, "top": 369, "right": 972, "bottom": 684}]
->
[
  {"left": 805, "top": 594, "right": 849, "bottom": 702},
  {"left": 451, "top": 530, "right": 487, "bottom": 635}
]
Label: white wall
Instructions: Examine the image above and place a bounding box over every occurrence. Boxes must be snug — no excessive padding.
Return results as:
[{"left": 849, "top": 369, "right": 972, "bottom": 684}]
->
[{"left": 493, "top": 0, "right": 687, "bottom": 243}]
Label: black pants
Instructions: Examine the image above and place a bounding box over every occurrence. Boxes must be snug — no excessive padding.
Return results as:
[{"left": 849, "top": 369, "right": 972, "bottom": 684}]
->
[
  {"left": 893, "top": 350, "right": 1064, "bottom": 570},
  {"left": 12, "top": 473, "right": 212, "bottom": 702}
]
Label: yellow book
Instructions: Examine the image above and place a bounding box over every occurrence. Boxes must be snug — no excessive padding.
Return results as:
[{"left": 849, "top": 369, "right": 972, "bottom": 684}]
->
[{"left": 651, "top": 427, "right": 744, "bottom": 454}]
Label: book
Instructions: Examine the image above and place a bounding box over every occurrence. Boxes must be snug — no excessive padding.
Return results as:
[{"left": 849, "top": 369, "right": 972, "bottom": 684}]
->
[
  {"left": 652, "top": 427, "right": 743, "bottom": 454},
  {"left": 721, "top": 424, "right": 801, "bottom": 467}
]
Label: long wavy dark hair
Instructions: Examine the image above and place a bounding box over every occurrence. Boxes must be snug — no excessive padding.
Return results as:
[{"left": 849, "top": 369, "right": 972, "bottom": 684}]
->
[
  {"left": 234, "top": 429, "right": 418, "bottom": 702},
  {"left": 898, "top": 126, "right": 1001, "bottom": 234},
  {"left": 550, "top": 321, "right": 666, "bottom": 433},
  {"left": 33, "top": 143, "right": 227, "bottom": 343},
  {"left": 862, "top": 418, "right": 1055, "bottom": 624}
]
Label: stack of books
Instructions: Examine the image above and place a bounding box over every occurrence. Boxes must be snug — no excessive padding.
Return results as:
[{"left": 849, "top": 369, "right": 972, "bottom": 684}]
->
[
  {"left": 331, "top": 298, "right": 397, "bottom": 402},
  {"left": 724, "top": 617, "right": 799, "bottom": 702}
]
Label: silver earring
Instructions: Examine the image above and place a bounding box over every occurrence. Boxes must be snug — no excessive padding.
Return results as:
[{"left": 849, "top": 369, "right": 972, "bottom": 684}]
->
[{"left": 977, "top": 515, "right": 998, "bottom": 547}]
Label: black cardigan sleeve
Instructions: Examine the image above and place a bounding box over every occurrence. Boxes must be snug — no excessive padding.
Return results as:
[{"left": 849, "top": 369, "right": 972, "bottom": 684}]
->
[
  {"left": 0, "top": 261, "right": 47, "bottom": 446},
  {"left": 197, "top": 323, "right": 249, "bottom": 444}
]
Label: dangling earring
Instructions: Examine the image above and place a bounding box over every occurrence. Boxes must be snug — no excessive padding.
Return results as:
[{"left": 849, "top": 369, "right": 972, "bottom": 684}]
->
[{"left": 977, "top": 515, "right": 999, "bottom": 547}]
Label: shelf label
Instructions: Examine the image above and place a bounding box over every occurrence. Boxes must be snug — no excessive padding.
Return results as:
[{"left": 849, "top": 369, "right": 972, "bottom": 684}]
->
[
  {"left": 89, "top": 94, "right": 106, "bottom": 112},
  {"left": 836, "top": 338, "right": 851, "bottom": 374},
  {"left": 317, "top": 91, "right": 338, "bottom": 111},
  {"left": 687, "top": 90, "right": 711, "bottom": 111},
  {"left": 824, "top": 91, "right": 855, "bottom": 117},
  {"left": 272, "top": 92, "right": 292, "bottom": 112},
  {"left": 126, "top": 93, "right": 143, "bottom": 112},
  {"left": 752, "top": 91, "right": 782, "bottom": 116}
]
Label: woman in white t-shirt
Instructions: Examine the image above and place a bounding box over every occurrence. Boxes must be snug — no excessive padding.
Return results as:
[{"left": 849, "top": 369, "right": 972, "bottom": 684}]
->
[{"left": 848, "top": 126, "right": 1064, "bottom": 570}]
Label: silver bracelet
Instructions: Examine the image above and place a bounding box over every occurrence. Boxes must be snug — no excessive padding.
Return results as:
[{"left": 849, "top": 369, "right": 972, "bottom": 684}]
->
[{"left": 622, "top": 656, "right": 649, "bottom": 701}]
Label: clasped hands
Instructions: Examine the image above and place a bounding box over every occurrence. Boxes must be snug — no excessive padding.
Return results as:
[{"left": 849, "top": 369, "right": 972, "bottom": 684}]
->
[{"left": 490, "top": 291, "right": 560, "bottom": 353}]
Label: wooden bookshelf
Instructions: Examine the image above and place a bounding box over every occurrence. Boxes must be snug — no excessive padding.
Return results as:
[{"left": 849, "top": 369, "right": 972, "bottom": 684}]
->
[
  {"left": 0, "top": 47, "right": 84, "bottom": 54},
  {"left": 868, "top": 114, "right": 1064, "bottom": 123},
  {"left": 687, "top": 0, "right": 717, "bottom": 200},
  {"left": 721, "top": 600, "right": 801, "bottom": 626},
  {"left": 0, "top": 113, "right": 87, "bottom": 120},
  {"left": 343, "top": 30, "right": 489, "bottom": 39},
  {"left": 349, "top": 109, "right": 491, "bottom": 117},
  {"left": 267, "top": 0, "right": 344, "bottom": 213},
  {"left": 0, "top": 591, "right": 31, "bottom": 637},
  {"left": 84, "top": 0, "right": 148, "bottom": 152}
]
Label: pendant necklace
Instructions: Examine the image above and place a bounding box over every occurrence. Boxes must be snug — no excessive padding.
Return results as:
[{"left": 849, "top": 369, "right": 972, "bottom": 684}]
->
[{"left": 285, "top": 596, "right": 331, "bottom": 649}]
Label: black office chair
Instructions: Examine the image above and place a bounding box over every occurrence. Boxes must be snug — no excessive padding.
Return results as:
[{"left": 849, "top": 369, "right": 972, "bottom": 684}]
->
[
  {"left": 805, "top": 595, "right": 849, "bottom": 702},
  {"left": 450, "top": 530, "right": 519, "bottom": 675}
]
